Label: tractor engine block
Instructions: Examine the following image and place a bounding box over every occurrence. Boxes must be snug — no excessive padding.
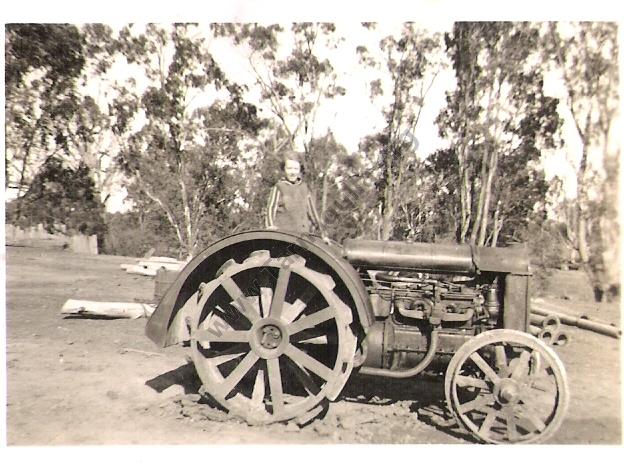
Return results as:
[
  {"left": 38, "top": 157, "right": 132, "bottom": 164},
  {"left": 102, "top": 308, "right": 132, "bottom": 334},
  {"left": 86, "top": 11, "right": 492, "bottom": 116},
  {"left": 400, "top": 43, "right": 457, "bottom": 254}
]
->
[
  {"left": 359, "top": 271, "right": 504, "bottom": 370},
  {"left": 365, "top": 271, "right": 501, "bottom": 327}
]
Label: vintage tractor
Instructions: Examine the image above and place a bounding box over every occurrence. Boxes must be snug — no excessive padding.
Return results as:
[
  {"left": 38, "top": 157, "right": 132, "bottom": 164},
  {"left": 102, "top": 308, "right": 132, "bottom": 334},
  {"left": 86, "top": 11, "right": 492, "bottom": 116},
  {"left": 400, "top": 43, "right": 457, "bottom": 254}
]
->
[{"left": 146, "top": 230, "right": 569, "bottom": 444}]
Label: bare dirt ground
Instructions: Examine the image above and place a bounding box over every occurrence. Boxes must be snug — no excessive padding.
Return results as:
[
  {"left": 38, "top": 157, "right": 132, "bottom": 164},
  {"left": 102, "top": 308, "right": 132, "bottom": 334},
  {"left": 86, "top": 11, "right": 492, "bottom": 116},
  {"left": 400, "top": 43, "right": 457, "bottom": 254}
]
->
[{"left": 4, "top": 244, "right": 622, "bottom": 445}]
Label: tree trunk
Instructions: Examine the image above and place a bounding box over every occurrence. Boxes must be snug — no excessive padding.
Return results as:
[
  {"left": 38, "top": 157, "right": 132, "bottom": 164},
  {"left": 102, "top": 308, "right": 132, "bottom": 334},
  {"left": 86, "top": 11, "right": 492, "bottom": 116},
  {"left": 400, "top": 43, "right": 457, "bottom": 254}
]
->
[
  {"left": 138, "top": 177, "right": 185, "bottom": 255},
  {"left": 477, "top": 150, "right": 499, "bottom": 246},
  {"left": 470, "top": 149, "right": 489, "bottom": 245},
  {"left": 474, "top": 73, "right": 504, "bottom": 246},
  {"left": 576, "top": 120, "right": 591, "bottom": 265},
  {"left": 14, "top": 116, "right": 44, "bottom": 222},
  {"left": 380, "top": 185, "right": 395, "bottom": 241},
  {"left": 320, "top": 171, "right": 329, "bottom": 222},
  {"left": 458, "top": 158, "right": 471, "bottom": 243},
  {"left": 490, "top": 201, "right": 503, "bottom": 246},
  {"left": 176, "top": 157, "right": 195, "bottom": 259}
]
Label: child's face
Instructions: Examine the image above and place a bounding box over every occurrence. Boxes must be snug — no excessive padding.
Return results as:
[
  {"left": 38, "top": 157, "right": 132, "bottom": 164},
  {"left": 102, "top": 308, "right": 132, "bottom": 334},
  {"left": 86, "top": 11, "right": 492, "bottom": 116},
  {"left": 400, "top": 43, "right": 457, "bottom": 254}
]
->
[{"left": 284, "top": 159, "right": 301, "bottom": 182}]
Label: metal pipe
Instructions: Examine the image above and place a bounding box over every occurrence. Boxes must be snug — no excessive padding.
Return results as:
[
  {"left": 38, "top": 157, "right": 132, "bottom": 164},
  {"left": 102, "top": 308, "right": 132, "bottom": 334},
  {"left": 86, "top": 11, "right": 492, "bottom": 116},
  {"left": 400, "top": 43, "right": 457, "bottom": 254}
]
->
[
  {"left": 531, "top": 314, "right": 561, "bottom": 331},
  {"left": 358, "top": 330, "right": 440, "bottom": 378},
  {"left": 532, "top": 306, "right": 621, "bottom": 339}
]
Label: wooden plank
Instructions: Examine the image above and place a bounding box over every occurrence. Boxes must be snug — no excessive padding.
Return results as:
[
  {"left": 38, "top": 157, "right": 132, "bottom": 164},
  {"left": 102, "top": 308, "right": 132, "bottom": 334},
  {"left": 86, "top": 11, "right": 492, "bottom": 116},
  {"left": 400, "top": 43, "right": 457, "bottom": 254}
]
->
[
  {"left": 145, "top": 256, "right": 180, "bottom": 263},
  {"left": 124, "top": 265, "right": 158, "bottom": 276},
  {"left": 61, "top": 299, "right": 156, "bottom": 319},
  {"left": 137, "top": 261, "right": 184, "bottom": 271}
]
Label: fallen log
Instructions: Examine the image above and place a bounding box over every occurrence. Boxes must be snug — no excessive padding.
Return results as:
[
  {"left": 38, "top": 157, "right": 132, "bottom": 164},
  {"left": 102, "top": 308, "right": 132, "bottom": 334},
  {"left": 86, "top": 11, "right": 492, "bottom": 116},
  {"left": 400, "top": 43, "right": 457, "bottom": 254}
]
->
[
  {"left": 122, "top": 261, "right": 184, "bottom": 276},
  {"left": 137, "top": 260, "right": 184, "bottom": 271},
  {"left": 124, "top": 264, "right": 158, "bottom": 276},
  {"left": 120, "top": 254, "right": 183, "bottom": 273},
  {"left": 61, "top": 299, "right": 156, "bottom": 319},
  {"left": 145, "top": 256, "right": 180, "bottom": 263},
  {"left": 532, "top": 302, "right": 621, "bottom": 339}
]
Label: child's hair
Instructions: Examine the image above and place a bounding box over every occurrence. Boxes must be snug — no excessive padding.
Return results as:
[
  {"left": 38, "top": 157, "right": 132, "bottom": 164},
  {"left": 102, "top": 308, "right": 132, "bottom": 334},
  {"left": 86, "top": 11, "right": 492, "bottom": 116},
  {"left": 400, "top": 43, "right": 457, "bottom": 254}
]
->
[{"left": 279, "top": 149, "right": 305, "bottom": 173}]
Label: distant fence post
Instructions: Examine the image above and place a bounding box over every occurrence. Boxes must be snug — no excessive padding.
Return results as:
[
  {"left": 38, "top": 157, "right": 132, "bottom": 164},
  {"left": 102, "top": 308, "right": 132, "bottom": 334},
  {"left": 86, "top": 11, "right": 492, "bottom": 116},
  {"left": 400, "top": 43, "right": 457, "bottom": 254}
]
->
[
  {"left": 5, "top": 224, "right": 98, "bottom": 254},
  {"left": 70, "top": 234, "right": 98, "bottom": 254},
  {"left": 6, "top": 224, "right": 15, "bottom": 240},
  {"left": 88, "top": 234, "right": 98, "bottom": 255}
]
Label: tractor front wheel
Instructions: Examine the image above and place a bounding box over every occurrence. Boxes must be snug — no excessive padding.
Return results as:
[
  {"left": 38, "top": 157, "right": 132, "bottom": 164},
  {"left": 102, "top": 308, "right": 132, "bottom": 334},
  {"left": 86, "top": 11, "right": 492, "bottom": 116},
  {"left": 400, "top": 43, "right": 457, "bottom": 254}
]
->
[{"left": 445, "top": 329, "right": 569, "bottom": 444}]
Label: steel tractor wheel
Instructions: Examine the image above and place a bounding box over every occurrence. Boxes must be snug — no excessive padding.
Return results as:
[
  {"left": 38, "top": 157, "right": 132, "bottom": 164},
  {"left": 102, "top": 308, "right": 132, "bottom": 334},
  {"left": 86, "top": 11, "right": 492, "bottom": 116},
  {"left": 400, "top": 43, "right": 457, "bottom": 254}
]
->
[
  {"left": 189, "top": 250, "right": 357, "bottom": 424},
  {"left": 445, "top": 329, "right": 569, "bottom": 444}
]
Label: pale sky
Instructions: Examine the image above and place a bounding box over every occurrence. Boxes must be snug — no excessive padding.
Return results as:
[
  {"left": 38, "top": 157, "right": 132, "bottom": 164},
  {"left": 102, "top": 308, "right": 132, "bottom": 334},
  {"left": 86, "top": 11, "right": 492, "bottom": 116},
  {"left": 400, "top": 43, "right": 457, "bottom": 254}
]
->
[{"left": 205, "top": 21, "right": 455, "bottom": 155}]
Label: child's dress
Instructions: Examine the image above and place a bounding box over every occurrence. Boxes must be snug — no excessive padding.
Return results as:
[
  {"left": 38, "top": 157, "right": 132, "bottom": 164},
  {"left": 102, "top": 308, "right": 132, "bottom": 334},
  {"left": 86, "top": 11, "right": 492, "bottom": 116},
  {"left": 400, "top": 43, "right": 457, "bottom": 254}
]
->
[{"left": 265, "top": 178, "right": 322, "bottom": 234}]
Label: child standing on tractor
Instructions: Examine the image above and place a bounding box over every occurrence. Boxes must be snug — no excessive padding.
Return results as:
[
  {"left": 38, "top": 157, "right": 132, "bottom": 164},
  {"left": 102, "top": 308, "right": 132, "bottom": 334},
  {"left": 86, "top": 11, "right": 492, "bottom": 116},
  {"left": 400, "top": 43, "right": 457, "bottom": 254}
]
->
[{"left": 265, "top": 151, "right": 325, "bottom": 237}]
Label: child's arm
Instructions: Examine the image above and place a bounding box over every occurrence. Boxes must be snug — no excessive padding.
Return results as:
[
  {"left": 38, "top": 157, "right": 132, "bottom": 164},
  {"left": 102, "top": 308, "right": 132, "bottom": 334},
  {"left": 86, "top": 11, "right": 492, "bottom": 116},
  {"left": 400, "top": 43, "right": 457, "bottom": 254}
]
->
[
  {"left": 306, "top": 192, "right": 328, "bottom": 241},
  {"left": 265, "top": 185, "right": 280, "bottom": 229}
]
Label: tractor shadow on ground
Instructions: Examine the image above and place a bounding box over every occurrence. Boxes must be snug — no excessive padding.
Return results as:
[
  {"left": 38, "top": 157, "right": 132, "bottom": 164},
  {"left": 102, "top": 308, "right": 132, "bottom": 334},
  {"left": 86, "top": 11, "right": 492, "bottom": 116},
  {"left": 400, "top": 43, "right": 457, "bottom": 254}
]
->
[
  {"left": 145, "top": 361, "right": 202, "bottom": 395},
  {"left": 144, "top": 362, "right": 475, "bottom": 442},
  {"left": 338, "top": 371, "right": 476, "bottom": 443}
]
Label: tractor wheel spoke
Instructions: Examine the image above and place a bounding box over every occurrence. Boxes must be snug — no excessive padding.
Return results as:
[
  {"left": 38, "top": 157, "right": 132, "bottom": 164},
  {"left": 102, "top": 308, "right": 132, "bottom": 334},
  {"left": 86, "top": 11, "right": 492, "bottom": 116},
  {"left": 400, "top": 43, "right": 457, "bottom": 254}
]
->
[
  {"left": 259, "top": 287, "right": 273, "bottom": 318},
  {"left": 495, "top": 345, "right": 508, "bottom": 372},
  {"left": 195, "top": 328, "right": 249, "bottom": 344},
  {"left": 286, "top": 357, "right": 322, "bottom": 396},
  {"left": 219, "top": 351, "right": 259, "bottom": 396},
  {"left": 457, "top": 393, "right": 496, "bottom": 414},
  {"left": 281, "top": 299, "right": 307, "bottom": 324},
  {"left": 479, "top": 408, "right": 499, "bottom": 436},
  {"left": 455, "top": 374, "right": 490, "bottom": 390},
  {"left": 267, "top": 358, "right": 285, "bottom": 415},
  {"left": 206, "top": 351, "right": 246, "bottom": 367},
  {"left": 284, "top": 344, "right": 333, "bottom": 381},
  {"left": 505, "top": 408, "right": 519, "bottom": 441},
  {"left": 251, "top": 367, "right": 266, "bottom": 407},
  {"left": 269, "top": 267, "right": 291, "bottom": 320},
  {"left": 221, "top": 277, "right": 259, "bottom": 323},
  {"left": 469, "top": 352, "right": 501, "bottom": 385},
  {"left": 511, "top": 350, "right": 531, "bottom": 380},
  {"left": 519, "top": 405, "right": 547, "bottom": 432},
  {"left": 288, "top": 306, "right": 336, "bottom": 335}
]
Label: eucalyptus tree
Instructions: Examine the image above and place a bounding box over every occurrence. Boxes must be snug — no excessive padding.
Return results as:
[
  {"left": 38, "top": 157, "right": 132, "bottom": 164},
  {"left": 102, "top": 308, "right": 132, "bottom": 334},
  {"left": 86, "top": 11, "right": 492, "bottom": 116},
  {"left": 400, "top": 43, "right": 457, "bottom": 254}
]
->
[
  {"left": 214, "top": 23, "right": 345, "bottom": 153},
  {"left": 436, "top": 22, "right": 560, "bottom": 246},
  {"left": 357, "top": 22, "right": 445, "bottom": 240},
  {"left": 115, "top": 24, "right": 264, "bottom": 258},
  {"left": 5, "top": 23, "right": 127, "bottom": 224},
  {"left": 5, "top": 24, "right": 86, "bottom": 220},
  {"left": 543, "top": 22, "right": 619, "bottom": 290}
]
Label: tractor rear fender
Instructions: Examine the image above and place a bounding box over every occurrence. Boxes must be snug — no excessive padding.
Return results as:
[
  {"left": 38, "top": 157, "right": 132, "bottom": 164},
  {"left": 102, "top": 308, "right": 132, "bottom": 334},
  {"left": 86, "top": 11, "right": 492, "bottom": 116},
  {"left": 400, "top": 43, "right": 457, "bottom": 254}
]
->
[{"left": 146, "top": 230, "right": 374, "bottom": 348}]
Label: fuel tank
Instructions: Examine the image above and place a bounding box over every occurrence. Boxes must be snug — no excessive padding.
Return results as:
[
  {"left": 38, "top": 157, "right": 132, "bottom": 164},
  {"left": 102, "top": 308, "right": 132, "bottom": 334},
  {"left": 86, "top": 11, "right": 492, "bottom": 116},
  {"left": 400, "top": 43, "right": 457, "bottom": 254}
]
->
[{"left": 342, "top": 239, "right": 530, "bottom": 275}]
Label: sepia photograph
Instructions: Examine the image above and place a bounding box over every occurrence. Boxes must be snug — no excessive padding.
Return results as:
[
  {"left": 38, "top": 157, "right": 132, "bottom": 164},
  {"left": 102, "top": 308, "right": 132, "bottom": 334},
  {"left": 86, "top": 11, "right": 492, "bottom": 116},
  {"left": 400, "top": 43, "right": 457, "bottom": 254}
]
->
[{"left": 2, "top": 1, "right": 621, "bottom": 452}]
